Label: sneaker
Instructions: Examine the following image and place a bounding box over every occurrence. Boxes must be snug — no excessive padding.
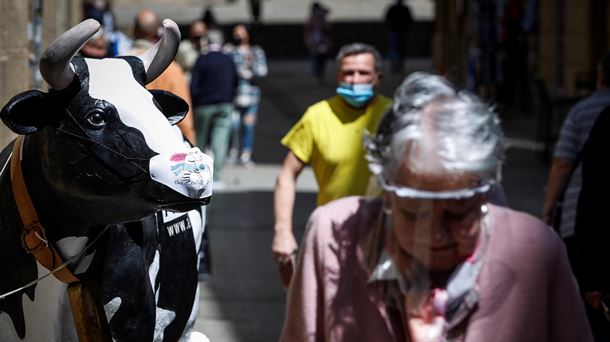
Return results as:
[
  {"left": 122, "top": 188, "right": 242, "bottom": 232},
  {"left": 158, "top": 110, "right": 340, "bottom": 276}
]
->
[
  {"left": 226, "top": 149, "right": 238, "bottom": 165},
  {"left": 239, "top": 156, "right": 256, "bottom": 169}
]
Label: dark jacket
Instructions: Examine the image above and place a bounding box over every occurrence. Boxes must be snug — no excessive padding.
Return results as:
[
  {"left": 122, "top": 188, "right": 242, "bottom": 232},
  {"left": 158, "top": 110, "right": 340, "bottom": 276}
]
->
[
  {"left": 573, "top": 105, "right": 610, "bottom": 293},
  {"left": 190, "top": 51, "right": 237, "bottom": 106}
]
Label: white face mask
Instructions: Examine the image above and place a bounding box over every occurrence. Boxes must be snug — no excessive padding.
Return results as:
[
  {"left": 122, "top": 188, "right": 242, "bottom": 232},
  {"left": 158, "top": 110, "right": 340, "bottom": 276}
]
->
[{"left": 149, "top": 146, "right": 214, "bottom": 199}]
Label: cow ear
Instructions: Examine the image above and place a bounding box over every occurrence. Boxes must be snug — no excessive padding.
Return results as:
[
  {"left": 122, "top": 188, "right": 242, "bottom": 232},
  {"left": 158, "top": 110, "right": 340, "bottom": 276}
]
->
[
  {"left": 149, "top": 89, "right": 189, "bottom": 125},
  {"left": 0, "top": 90, "right": 53, "bottom": 134}
]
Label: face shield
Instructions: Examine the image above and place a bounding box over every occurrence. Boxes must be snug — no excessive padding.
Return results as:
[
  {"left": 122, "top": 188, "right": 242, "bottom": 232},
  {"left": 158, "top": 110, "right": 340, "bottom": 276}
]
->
[
  {"left": 370, "top": 172, "right": 493, "bottom": 282},
  {"left": 379, "top": 177, "right": 495, "bottom": 200}
]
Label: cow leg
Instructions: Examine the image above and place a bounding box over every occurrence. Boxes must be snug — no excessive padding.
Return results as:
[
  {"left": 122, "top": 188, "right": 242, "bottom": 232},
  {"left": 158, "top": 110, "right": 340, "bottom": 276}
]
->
[
  {"left": 99, "top": 221, "right": 157, "bottom": 341},
  {"left": 155, "top": 210, "right": 199, "bottom": 342}
]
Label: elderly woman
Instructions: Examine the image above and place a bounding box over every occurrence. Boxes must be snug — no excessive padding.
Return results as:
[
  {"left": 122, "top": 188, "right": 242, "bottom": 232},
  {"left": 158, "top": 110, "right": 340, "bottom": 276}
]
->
[{"left": 280, "top": 73, "right": 592, "bottom": 341}]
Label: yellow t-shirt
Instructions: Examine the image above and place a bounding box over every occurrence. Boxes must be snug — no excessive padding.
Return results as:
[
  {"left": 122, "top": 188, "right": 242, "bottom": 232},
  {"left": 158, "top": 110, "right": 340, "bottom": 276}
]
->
[{"left": 281, "top": 95, "right": 392, "bottom": 206}]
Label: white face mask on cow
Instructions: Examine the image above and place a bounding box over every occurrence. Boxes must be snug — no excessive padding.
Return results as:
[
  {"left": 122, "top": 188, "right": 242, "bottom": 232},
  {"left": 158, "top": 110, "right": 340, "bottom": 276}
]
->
[{"left": 150, "top": 143, "right": 213, "bottom": 199}]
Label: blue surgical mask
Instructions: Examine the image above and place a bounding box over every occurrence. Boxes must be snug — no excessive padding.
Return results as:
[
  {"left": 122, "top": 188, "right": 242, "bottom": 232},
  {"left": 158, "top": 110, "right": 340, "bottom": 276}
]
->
[{"left": 336, "top": 83, "right": 375, "bottom": 108}]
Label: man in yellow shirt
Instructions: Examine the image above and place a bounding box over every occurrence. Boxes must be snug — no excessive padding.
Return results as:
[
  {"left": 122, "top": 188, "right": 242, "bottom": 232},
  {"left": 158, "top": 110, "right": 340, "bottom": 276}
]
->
[{"left": 272, "top": 43, "right": 391, "bottom": 286}]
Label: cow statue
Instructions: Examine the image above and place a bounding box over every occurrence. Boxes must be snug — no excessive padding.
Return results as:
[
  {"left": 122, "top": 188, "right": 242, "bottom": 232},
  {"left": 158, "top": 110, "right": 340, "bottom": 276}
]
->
[{"left": 0, "top": 19, "right": 213, "bottom": 341}]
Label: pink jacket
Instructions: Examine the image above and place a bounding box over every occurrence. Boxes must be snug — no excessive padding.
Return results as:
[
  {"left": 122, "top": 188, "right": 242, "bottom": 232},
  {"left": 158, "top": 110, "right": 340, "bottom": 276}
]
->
[{"left": 281, "top": 197, "right": 593, "bottom": 342}]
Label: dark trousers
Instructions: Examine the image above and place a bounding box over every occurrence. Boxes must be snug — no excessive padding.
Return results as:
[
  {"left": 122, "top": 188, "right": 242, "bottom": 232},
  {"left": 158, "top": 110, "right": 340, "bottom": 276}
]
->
[{"left": 564, "top": 236, "right": 610, "bottom": 341}]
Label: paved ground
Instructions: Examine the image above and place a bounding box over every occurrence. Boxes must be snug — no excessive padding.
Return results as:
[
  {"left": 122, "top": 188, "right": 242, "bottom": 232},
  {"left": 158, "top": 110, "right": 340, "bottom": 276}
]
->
[{"left": 192, "top": 59, "right": 552, "bottom": 341}]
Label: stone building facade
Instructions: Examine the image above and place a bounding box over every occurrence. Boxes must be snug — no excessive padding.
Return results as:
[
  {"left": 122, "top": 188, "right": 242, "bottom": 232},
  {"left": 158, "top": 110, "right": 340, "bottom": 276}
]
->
[{"left": 0, "top": 0, "right": 80, "bottom": 148}]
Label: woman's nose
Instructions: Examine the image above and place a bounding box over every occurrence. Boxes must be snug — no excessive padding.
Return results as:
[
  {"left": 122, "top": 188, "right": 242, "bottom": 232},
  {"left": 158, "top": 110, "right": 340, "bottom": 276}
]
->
[{"left": 413, "top": 208, "right": 450, "bottom": 242}]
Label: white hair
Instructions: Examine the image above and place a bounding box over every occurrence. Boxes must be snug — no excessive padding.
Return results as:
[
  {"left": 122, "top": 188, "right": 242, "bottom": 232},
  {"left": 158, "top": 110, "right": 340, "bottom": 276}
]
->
[{"left": 364, "top": 72, "right": 503, "bottom": 183}]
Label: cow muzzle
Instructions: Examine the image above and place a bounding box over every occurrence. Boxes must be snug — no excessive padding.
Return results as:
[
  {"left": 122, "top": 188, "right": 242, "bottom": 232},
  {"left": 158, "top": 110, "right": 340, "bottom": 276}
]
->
[{"left": 149, "top": 147, "right": 213, "bottom": 199}]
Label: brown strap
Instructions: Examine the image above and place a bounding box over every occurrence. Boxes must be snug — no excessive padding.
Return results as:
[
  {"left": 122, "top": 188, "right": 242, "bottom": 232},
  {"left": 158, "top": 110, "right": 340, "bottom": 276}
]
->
[
  {"left": 68, "top": 281, "right": 113, "bottom": 341},
  {"left": 10, "top": 135, "right": 79, "bottom": 284}
]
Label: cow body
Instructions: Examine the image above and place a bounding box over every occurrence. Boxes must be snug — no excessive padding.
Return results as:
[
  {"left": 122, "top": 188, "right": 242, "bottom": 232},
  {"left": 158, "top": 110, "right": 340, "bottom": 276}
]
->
[
  {"left": 100, "top": 209, "right": 203, "bottom": 341},
  {"left": 0, "top": 19, "right": 211, "bottom": 341}
]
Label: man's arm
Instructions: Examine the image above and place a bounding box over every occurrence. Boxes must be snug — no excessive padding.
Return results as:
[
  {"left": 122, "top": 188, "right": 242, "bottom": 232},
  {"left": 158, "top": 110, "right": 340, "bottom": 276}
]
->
[
  {"left": 273, "top": 151, "right": 306, "bottom": 285},
  {"left": 541, "top": 157, "right": 573, "bottom": 225}
]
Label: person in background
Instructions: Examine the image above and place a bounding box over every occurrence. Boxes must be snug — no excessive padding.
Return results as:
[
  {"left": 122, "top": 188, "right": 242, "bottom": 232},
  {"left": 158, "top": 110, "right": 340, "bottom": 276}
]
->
[
  {"left": 272, "top": 43, "right": 391, "bottom": 288},
  {"left": 542, "top": 51, "right": 610, "bottom": 247},
  {"left": 176, "top": 20, "right": 208, "bottom": 82},
  {"left": 384, "top": 0, "right": 413, "bottom": 73},
  {"left": 128, "top": 9, "right": 196, "bottom": 146},
  {"left": 224, "top": 24, "right": 268, "bottom": 167},
  {"left": 304, "top": 2, "right": 333, "bottom": 85},
  {"left": 249, "top": 0, "right": 262, "bottom": 24},
  {"left": 202, "top": 5, "right": 218, "bottom": 32},
  {"left": 79, "top": 30, "right": 109, "bottom": 58},
  {"left": 571, "top": 106, "right": 610, "bottom": 341},
  {"left": 190, "top": 31, "right": 238, "bottom": 189},
  {"left": 281, "top": 72, "right": 592, "bottom": 342},
  {"left": 83, "top": 0, "right": 120, "bottom": 57}
]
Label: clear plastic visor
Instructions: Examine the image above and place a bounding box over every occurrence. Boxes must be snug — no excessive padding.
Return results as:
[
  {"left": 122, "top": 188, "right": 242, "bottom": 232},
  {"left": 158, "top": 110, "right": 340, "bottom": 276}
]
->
[{"left": 378, "top": 176, "right": 494, "bottom": 200}]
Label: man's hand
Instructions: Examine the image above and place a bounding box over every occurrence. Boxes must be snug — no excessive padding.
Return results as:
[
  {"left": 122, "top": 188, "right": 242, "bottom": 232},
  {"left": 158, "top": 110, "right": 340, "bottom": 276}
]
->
[
  {"left": 541, "top": 208, "right": 554, "bottom": 226},
  {"left": 541, "top": 158, "right": 573, "bottom": 226},
  {"left": 272, "top": 229, "right": 298, "bottom": 264},
  {"left": 585, "top": 291, "right": 603, "bottom": 310},
  {"left": 272, "top": 229, "right": 298, "bottom": 288}
]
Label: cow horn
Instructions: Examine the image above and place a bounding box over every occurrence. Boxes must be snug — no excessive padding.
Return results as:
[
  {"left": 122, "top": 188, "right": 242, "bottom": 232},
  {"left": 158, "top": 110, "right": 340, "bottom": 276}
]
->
[
  {"left": 139, "top": 19, "right": 181, "bottom": 84},
  {"left": 39, "top": 19, "right": 101, "bottom": 90}
]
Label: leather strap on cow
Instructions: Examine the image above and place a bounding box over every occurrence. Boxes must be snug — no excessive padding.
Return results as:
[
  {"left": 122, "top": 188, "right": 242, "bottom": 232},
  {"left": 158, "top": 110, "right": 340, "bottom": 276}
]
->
[
  {"left": 10, "top": 135, "right": 79, "bottom": 284},
  {"left": 10, "top": 136, "right": 112, "bottom": 342},
  {"left": 67, "top": 280, "right": 113, "bottom": 342}
]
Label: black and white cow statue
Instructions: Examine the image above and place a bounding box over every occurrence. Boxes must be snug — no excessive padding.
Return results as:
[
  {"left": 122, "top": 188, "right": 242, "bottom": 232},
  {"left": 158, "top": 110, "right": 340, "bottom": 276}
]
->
[{"left": 0, "top": 19, "right": 212, "bottom": 341}]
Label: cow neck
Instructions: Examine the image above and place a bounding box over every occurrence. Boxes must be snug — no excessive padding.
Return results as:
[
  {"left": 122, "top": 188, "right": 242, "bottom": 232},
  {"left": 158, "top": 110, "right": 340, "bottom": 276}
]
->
[
  {"left": 11, "top": 135, "right": 79, "bottom": 284},
  {"left": 21, "top": 131, "right": 106, "bottom": 240}
]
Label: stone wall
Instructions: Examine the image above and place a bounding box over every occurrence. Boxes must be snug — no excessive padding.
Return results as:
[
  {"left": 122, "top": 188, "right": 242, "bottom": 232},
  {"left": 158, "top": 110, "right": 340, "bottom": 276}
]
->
[
  {"left": 0, "top": 0, "right": 29, "bottom": 148},
  {"left": 534, "top": 0, "right": 609, "bottom": 96},
  {"left": 112, "top": 0, "right": 434, "bottom": 28},
  {"left": 0, "top": 0, "right": 80, "bottom": 149}
]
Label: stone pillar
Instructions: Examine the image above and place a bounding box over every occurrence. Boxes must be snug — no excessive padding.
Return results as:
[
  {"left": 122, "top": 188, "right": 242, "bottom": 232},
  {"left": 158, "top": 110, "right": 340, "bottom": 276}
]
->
[
  {"left": 539, "top": 0, "right": 606, "bottom": 97},
  {"left": 433, "top": 0, "right": 470, "bottom": 85},
  {"left": 0, "top": 0, "right": 29, "bottom": 148},
  {"left": 0, "top": 0, "right": 79, "bottom": 149}
]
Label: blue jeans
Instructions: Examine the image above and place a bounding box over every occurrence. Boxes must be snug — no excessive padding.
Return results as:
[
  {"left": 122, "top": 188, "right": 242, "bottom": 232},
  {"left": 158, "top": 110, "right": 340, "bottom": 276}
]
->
[{"left": 230, "top": 88, "right": 260, "bottom": 157}]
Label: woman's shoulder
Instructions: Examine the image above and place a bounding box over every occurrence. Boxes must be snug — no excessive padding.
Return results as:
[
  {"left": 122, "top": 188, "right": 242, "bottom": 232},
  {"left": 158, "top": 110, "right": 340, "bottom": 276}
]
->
[
  {"left": 487, "top": 204, "right": 562, "bottom": 256},
  {"left": 490, "top": 204, "right": 554, "bottom": 234},
  {"left": 308, "top": 196, "right": 381, "bottom": 239},
  {"left": 315, "top": 196, "right": 380, "bottom": 220}
]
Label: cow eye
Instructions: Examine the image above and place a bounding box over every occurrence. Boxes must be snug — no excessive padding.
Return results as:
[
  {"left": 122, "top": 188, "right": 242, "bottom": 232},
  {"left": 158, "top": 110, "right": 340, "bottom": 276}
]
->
[{"left": 86, "top": 110, "right": 106, "bottom": 129}]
